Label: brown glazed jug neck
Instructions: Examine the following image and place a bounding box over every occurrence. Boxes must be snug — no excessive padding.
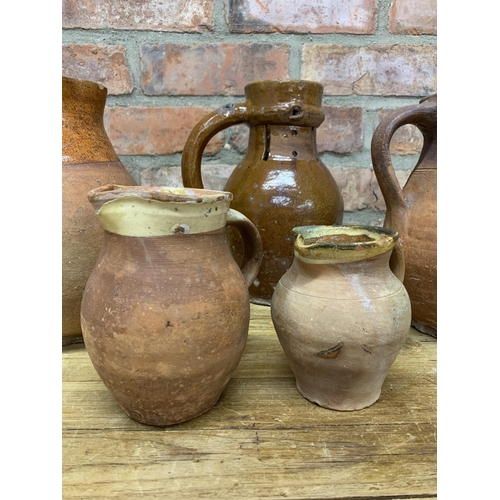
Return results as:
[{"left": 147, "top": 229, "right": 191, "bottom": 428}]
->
[
  {"left": 245, "top": 124, "right": 318, "bottom": 163},
  {"left": 62, "top": 76, "right": 119, "bottom": 164}
]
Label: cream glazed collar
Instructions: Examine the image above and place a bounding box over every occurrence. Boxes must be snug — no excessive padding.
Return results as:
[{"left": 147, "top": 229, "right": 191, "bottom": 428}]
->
[
  {"left": 292, "top": 225, "right": 399, "bottom": 265},
  {"left": 87, "top": 184, "right": 233, "bottom": 237}
]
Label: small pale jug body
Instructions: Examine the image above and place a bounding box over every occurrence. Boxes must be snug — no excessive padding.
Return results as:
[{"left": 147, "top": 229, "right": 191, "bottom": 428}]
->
[
  {"left": 371, "top": 94, "right": 437, "bottom": 336},
  {"left": 62, "top": 77, "right": 136, "bottom": 345},
  {"left": 80, "top": 185, "right": 263, "bottom": 426},
  {"left": 182, "top": 80, "right": 344, "bottom": 306},
  {"left": 271, "top": 225, "right": 411, "bottom": 411}
]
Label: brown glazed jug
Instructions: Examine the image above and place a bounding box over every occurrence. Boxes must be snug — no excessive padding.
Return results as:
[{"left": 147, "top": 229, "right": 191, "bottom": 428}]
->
[
  {"left": 62, "top": 77, "right": 136, "bottom": 345},
  {"left": 271, "top": 225, "right": 411, "bottom": 411},
  {"left": 81, "top": 185, "right": 263, "bottom": 426},
  {"left": 371, "top": 94, "right": 437, "bottom": 337},
  {"left": 181, "top": 79, "right": 344, "bottom": 306}
]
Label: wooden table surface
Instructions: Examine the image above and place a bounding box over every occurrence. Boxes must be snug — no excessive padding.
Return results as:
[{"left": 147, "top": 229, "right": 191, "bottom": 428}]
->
[{"left": 63, "top": 304, "right": 437, "bottom": 499}]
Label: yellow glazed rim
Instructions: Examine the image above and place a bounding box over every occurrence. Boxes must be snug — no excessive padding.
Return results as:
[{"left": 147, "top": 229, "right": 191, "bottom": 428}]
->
[
  {"left": 87, "top": 184, "right": 233, "bottom": 237},
  {"left": 293, "top": 225, "right": 398, "bottom": 264}
]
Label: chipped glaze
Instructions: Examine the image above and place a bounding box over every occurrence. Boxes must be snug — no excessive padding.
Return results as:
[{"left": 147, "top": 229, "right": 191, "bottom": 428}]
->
[{"left": 271, "top": 225, "right": 411, "bottom": 411}]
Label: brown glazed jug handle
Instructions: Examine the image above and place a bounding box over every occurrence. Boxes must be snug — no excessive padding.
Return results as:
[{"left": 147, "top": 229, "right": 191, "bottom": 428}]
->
[
  {"left": 226, "top": 209, "right": 263, "bottom": 288},
  {"left": 371, "top": 96, "right": 437, "bottom": 281},
  {"left": 182, "top": 103, "right": 251, "bottom": 188}
]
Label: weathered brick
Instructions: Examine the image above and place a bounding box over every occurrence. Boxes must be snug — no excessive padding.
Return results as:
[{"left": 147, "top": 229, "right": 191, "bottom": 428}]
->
[
  {"left": 227, "top": 0, "right": 377, "bottom": 34},
  {"left": 302, "top": 44, "right": 437, "bottom": 96},
  {"left": 317, "top": 107, "right": 364, "bottom": 153},
  {"left": 229, "top": 107, "right": 363, "bottom": 154},
  {"left": 62, "top": 45, "right": 133, "bottom": 95},
  {"left": 377, "top": 109, "right": 424, "bottom": 156},
  {"left": 141, "top": 44, "right": 289, "bottom": 96},
  {"left": 329, "top": 166, "right": 411, "bottom": 211},
  {"left": 389, "top": 0, "right": 437, "bottom": 35},
  {"left": 103, "top": 107, "right": 224, "bottom": 156},
  {"left": 140, "top": 165, "right": 234, "bottom": 190},
  {"left": 62, "top": 0, "right": 213, "bottom": 32}
]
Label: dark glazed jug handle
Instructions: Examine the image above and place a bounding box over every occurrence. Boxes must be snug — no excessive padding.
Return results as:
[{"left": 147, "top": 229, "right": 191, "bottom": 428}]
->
[
  {"left": 182, "top": 103, "right": 251, "bottom": 188},
  {"left": 226, "top": 209, "right": 263, "bottom": 288},
  {"left": 371, "top": 94, "right": 437, "bottom": 281}
]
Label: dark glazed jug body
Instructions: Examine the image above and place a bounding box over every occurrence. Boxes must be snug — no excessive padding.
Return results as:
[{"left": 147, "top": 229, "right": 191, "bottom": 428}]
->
[
  {"left": 182, "top": 80, "right": 344, "bottom": 305},
  {"left": 62, "top": 77, "right": 136, "bottom": 345},
  {"left": 371, "top": 94, "right": 437, "bottom": 336}
]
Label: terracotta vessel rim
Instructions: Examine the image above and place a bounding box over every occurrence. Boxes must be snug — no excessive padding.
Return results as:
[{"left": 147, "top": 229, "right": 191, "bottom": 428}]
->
[
  {"left": 88, "top": 184, "right": 234, "bottom": 205},
  {"left": 292, "top": 225, "right": 398, "bottom": 263},
  {"left": 244, "top": 79, "right": 323, "bottom": 92},
  {"left": 62, "top": 75, "right": 107, "bottom": 92}
]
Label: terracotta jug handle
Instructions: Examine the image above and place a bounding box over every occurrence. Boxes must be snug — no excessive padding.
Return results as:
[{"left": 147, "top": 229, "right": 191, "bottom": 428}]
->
[
  {"left": 226, "top": 209, "right": 263, "bottom": 288},
  {"left": 371, "top": 101, "right": 436, "bottom": 282},
  {"left": 182, "top": 103, "right": 251, "bottom": 188}
]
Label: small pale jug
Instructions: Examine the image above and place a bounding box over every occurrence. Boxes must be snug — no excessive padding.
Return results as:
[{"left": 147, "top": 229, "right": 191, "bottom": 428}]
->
[
  {"left": 182, "top": 79, "right": 344, "bottom": 306},
  {"left": 81, "top": 185, "right": 263, "bottom": 426},
  {"left": 271, "top": 225, "right": 411, "bottom": 411},
  {"left": 371, "top": 94, "right": 437, "bottom": 336}
]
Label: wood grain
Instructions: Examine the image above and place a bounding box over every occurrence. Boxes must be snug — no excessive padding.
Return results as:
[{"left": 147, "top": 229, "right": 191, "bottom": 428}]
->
[{"left": 63, "top": 304, "right": 436, "bottom": 499}]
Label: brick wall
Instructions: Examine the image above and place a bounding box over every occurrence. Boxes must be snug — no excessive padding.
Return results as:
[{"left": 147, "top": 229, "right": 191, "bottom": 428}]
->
[{"left": 62, "top": 0, "right": 437, "bottom": 222}]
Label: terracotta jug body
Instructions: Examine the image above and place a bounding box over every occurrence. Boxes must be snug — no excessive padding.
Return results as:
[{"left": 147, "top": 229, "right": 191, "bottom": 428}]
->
[
  {"left": 371, "top": 94, "right": 437, "bottom": 337},
  {"left": 182, "top": 79, "right": 344, "bottom": 306},
  {"left": 62, "top": 77, "right": 136, "bottom": 345},
  {"left": 81, "top": 185, "right": 263, "bottom": 426},
  {"left": 271, "top": 225, "right": 411, "bottom": 411}
]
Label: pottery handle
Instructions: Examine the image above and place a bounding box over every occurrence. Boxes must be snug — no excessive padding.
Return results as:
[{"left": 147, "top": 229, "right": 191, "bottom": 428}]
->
[
  {"left": 181, "top": 103, "right": 250, "bottom": 188},
  {"left": 226, "top": 209, "right": 263, "bottom": 289}
]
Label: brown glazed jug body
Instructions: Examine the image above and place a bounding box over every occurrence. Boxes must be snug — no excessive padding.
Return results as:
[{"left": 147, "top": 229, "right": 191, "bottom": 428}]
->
[
  {"left": 62, "top": 77, "right": 136, "bottom": 345},
  {"left": 182, "top": 80, "right": 344, "bottom": 306},
  {"left": 80, "top": 185, "right": 263, "bottom": 426},
  {"left": 371, "top": 94, "right": 437, "bottom": 337},
  {"left": 271, "top": 225, "right": 411, "bottom": 411}
]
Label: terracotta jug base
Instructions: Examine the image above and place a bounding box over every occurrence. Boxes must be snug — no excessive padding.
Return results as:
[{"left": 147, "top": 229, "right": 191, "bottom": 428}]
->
[
  {"left": 62, "top": 336, "right": 84, "bottom": 347},
  {"left": 296, "top": 382, "right": 380, "bottom": 412},
  {"left": 118, "top": 398, "right": 219, "bottom": 427},
  {"left": 412, "top": 319, "right": 437, "bottom": 338}
]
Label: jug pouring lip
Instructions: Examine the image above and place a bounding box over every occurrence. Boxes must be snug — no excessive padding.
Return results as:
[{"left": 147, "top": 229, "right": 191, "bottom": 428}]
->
[
  {"left": 88, "top": 184, "right": 233, "bottom": 207},
  {"left": 291, "top": 225, "right": 399, "bottom": 265}
]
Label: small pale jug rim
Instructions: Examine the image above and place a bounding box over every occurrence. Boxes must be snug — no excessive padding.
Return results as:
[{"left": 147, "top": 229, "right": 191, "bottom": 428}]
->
[{"left": 292, "top": 225, "right": 398, "bottom": 264}]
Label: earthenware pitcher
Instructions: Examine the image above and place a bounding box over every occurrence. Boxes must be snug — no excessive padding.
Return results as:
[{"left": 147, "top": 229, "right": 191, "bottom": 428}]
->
[
  {"left": 182, "top": 79, "right": 344, "bottom": 306},
  {"left": 81, "top": 185, "right": 263, "bottom": 426},
  {"left": 62, "top": 76, "right": 136, "bottom": 345},
  {"left": 371, "top": 94, "right": 437, "bottom": 336},
  {"left": 271, "top": 225, "right": 411, "bottom": 411}
]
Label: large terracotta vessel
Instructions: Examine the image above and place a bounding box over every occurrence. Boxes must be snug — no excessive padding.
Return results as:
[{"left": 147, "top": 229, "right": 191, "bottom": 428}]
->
[
  {"left": 62, "top": 77, "right": 136, "bottom": 345},
  {"left": 371, "top": 94, "right": 437, "bottom": 337},
  {"left": 271, "top": 225, "right": 411, "bottom": 411},
  {"left": 182, "top": 79, "right": 344, "bottom": 306},
  {"left": 81, "top": 185, "right": 263, "bottom": 426}
]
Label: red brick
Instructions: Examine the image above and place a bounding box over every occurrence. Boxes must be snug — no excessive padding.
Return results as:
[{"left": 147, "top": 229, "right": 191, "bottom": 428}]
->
[
  {"left": 229, "top": 107, "right": 363, "bottom": 154},
  {"left": 103, "top": 107, "right": 224, "bottom": 156},
  {"left": 140, "top": 165, "right": 235, "bottom": 190},
  {"left": 62, "top": 45, "right": 133, "bottom": 95},
  {"left": 329, "top": 166, "right": 411, "bottom": 211},
  {"left": 389, "top": 0, "right": 437, "bottom": 35},
  {"left": 302, "top": 44, "right": 437, "bottom": 96},
  {"left": 141, "top": 44, "right": 290, "bottom": 96},
  {"left": 62, "top": 0, "right": 213, "bottom": 32},
  {"left": 317, "top": 107, "right": 364, "bottom": 153},
  {"left": 377, "top": 109, "right": 424, "bottom": 156},
  {"left": 228, "top": 0, "right": 377, "bottom": 34}
]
